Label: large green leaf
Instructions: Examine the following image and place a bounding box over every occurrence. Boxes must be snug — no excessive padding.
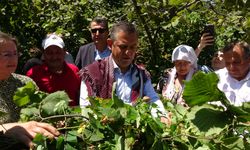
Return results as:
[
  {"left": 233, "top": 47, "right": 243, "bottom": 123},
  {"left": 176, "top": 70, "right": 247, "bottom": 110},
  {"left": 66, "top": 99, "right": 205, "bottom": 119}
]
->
[
  {"left": 183, "top": 72, "right": 226, "bottom": 106},
  {"left": 187, "top": 104, "right": 231, "bottom": 134},
  {"left": 41, "top": 91, "right": 70, "bottom": 117}
]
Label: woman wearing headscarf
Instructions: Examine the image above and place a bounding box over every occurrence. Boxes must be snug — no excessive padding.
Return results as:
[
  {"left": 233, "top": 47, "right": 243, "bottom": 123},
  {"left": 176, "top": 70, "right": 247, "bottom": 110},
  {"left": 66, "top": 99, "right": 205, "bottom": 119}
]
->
[
  {"left": 161, "top": 45, "right": 198, "bottom": 106},
  {"left": 0, "top": 32, "right": 59, "bottom": 148}
]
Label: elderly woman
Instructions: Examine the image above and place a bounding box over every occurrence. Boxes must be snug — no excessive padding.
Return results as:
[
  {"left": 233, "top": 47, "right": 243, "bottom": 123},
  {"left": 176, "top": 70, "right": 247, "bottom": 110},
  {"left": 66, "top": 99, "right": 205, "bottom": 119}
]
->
[
  {"left": 0, "top": 32, "right": 59, "bottom": 147},
  {"left": 161, "top": 45, "right": 198, "bottom": 106},
  {"left": 0, "top": 32, "right": 36, "bottom": 123}
]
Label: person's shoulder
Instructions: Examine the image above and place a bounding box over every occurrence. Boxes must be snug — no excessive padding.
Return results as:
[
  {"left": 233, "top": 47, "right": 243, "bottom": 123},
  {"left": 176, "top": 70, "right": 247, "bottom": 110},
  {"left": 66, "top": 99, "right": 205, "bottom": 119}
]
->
[
  {"left": 12, "top": 73, "right": 39, "bottom": 89},
  {"left": 79, "top": 42, "right": 95, "bottom": 50},
  {"left": 134, "top": 64, "right": 152, "bottom": 78},
  {"left": 215, "top": 68, "right": 228, "bottom": 81},
  {"left": 215, "top": 67, "right": 227, "bottom": 75},
  {"left": 66, "top": 63, "right": 79, "bottom": 71},
  {"left": 30, "top": 63, "right": 43, "bottom": 70},
  {"left": 12, "top": 73, "right": 35, "bottom": 84},
  {"left": 87, "top": 59, "right": 105, "bottom": 68},
  {"left": 26, "top": 64, "right": 44, "bottom": 75}
]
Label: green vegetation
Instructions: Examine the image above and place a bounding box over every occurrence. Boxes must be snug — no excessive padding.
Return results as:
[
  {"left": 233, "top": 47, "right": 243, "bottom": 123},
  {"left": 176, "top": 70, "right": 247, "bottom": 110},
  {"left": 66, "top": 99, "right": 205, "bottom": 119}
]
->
[{"left": 0, "top": 72, "right": 247, "bottom": 149}]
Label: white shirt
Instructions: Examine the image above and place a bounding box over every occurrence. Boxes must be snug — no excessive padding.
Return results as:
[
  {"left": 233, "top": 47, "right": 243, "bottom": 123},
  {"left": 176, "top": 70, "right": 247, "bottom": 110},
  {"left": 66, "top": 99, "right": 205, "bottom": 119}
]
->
[{"left": 216, "top": 68, "right": 250, "bottom": 106}]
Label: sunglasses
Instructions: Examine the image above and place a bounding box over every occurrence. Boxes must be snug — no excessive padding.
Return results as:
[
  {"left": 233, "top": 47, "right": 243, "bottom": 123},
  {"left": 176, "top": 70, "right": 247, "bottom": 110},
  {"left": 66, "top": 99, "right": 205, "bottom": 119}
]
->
[{"left": 91, "top": 28, "right": 107, "bottom": 34}]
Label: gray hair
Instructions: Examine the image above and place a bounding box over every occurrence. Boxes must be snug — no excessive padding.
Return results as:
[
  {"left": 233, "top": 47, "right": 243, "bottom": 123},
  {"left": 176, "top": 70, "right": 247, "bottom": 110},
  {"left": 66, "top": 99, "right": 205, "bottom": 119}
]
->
[
  {"left": 223, "top": 41, "right": 250, "bottom": 60},
  {"left": 0, "top": 32, "right": 17, "bottom": 46},
  {"left": 110, "top": 21, "right": 138, "bottom": 41}
]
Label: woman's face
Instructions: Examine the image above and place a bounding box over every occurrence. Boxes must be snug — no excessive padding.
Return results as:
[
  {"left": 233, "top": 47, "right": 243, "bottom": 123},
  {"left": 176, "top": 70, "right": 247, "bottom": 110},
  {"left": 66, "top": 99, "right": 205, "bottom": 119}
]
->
[
  {"left": 211, "top": 51, "right": 225, "bottom": 70},
  {"left": 174, "top": 60, "right": 192, "bottom": 76},
  {"left": 0, "top": 40, "right": 18, "bottom": 80}
]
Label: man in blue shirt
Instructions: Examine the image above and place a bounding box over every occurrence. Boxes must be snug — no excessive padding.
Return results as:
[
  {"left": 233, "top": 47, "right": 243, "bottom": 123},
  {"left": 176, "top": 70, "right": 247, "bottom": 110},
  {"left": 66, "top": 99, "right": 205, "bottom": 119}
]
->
[{"left": 79, "top": 21, "right": 170, "bottom": 124}]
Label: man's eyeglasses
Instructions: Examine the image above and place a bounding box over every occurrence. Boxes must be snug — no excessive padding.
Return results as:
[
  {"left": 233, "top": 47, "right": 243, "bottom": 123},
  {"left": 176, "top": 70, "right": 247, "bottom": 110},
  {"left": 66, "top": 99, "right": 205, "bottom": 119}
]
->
[{"left": 91, "top": 28, "right": 107, "bottom": 34}]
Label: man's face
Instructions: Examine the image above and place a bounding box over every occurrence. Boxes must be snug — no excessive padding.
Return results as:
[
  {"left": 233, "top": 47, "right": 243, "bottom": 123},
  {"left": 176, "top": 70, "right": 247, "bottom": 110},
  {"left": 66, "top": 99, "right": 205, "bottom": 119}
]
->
[
  {"left": 174, "top": 60, "right": 192, "bottom": 76},
  {"left": 44, "top": 45, "right": 65, "bottom": 70},
  {"left": 111, "top": 31, "right": 138, "bottom": 73},
  {"left": 224, "top": 45, "right": 250, "bottom": 81},
  {"left": 90, "top": 21, "right": 109, "bottom": 44}
]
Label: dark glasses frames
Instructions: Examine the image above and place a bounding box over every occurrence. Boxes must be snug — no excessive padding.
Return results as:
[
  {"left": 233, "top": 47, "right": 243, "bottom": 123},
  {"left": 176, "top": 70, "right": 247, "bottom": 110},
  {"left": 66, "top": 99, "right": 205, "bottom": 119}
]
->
[{"left": 91, "top": 28, "right": 107, "bottom": 34}]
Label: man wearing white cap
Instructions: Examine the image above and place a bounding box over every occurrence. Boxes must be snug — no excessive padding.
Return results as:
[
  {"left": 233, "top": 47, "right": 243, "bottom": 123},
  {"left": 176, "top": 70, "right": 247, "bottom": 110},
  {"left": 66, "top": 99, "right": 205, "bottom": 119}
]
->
[{"left": 26, "top": 34, "right": 81, "bottom": 106}]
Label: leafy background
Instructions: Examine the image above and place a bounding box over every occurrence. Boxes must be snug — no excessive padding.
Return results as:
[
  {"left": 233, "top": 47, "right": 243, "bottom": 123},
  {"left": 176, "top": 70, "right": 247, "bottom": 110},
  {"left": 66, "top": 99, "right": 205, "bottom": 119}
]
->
[{"left": 1, "top": 0, "right": 250, "bottom": 83}]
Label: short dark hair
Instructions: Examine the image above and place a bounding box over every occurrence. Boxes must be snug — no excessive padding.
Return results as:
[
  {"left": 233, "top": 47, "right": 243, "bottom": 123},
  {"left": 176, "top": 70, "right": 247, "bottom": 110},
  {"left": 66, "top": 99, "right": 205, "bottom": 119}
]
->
[
  {"left": 91, "top": 16, "right": 108, "bottom": 29},
  {"left": 0, "top": 32, "right": 17, "bottom": 46},
  {"left": 223, "top": 41, "right": 250, "bottom": 60},
  {"left": 110, "top": 21, "right": 138, "bottom": 41}
]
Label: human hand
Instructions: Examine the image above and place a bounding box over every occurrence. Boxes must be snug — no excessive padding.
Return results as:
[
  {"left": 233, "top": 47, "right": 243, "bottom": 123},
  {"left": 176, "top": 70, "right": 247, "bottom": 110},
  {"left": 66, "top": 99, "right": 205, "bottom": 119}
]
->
[
  {"left": 3, "top": 121, "right": 60, "bottom": 148},
  {"left": 197, "top": 33, "right": 214, "bottom": 50},
  {"left": 160, "top": 112, "right": 172, "bottom": 126}
]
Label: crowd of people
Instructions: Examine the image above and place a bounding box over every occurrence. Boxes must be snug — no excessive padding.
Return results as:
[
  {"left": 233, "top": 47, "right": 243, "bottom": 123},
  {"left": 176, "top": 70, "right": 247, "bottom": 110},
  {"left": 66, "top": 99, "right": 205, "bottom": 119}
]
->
[{"left": 0, "top": 16, "right": 249, "bottom": 148}]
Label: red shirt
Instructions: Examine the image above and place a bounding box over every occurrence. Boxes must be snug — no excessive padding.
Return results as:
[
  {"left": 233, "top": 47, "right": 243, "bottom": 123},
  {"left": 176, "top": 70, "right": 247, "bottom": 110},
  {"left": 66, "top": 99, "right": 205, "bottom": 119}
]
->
[{"left": 26, "top": 62, "right": 80, "bottom": 106}]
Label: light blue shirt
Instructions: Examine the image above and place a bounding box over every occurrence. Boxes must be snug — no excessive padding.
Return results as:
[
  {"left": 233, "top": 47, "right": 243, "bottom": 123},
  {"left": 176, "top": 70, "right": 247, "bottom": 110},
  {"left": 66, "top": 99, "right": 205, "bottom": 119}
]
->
[
  {"left": 94, "top": 47, "right": 111, "bottom": 61},
  {"left": 113, "top": 61, "right": 159, "bottom": 104}
]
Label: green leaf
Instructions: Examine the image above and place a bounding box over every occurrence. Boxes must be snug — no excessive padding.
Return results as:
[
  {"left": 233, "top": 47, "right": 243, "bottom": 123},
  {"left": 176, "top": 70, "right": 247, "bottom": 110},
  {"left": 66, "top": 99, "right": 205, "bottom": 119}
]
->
[
  {"left": 125, "top": 136, "right": 135, "bottom": 149},
  {"left": 13, "top": 82, "right": 36, "bottom": 107},
  {"left": 112, "top": 82, "right": 124, "bottom": 108},
  {"left": 20, "top": 107, "right": 39, "bottom": 121},
  {"left": 89, "top": 129, "right": 104, "bottom": 142},
  {"left": 169, "top": 0, "right": 186, "bottom": 6},
  {"left": 115, "top": 135, "right": 123, "bottom": 150},
  {"left": 227, "top": 104, "right": 249, "bottom": 117},
  {"left": 175, "top": 104, "right": 188, "bottom": 116},
  {"left": 41, "top": 91, "right": 70, "bottom": 117},
  {"left": 66, "top": 131, "right": 78, "bottom": 143},
  {"left": 65, "top": 143, "right": 77, "bottom": 150},
  {"left": 221, "top": 137, "right": 245, "bottom": 150},
  {"left": 183, "top": 72, "right": 226, "bottom": 106},
  {"left": 187, "top": 104, "right": 231, "bottom": 134},
  {"left": 56, "top": 136, "right": 64, "bottom": 150},
  {"left": 242, "top": 102, "right": 250, "bottom": 113}
]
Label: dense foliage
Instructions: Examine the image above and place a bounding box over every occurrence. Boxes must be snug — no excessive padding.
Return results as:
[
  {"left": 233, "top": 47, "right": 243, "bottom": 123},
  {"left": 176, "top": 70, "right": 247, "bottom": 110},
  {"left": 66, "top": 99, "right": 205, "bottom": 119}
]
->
[
  {"left": 0, "top": 72, "right": 247, "bottom": 149},
  {"left": 1, "top": 0, "right": 250, "bottom": 81}
]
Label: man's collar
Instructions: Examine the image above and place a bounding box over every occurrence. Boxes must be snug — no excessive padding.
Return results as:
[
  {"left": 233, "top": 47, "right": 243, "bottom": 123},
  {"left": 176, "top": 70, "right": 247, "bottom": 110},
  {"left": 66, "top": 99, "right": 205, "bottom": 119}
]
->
[{"left": 111, "top": 57, "right": 133, "bottom": 74}]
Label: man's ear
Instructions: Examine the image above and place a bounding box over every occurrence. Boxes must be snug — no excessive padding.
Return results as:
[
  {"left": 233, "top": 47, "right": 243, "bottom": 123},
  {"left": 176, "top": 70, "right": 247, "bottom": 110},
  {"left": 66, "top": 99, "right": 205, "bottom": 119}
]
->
[
  {"left": 62, "top": 48, "right": 66, "bottom": 55},
  {"left": 107, "top": 38, "right": 113, "bottom": 48}
]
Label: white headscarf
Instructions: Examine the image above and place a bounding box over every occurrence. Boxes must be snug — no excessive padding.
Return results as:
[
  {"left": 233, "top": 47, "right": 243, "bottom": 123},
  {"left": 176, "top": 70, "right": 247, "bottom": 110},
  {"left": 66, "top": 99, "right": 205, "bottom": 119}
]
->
[
  {"left": 172, "top": 44, "right": 197, "bottom": 68},
  {"left": 163, "top": 45, "right": 197, "bottom": 103}
]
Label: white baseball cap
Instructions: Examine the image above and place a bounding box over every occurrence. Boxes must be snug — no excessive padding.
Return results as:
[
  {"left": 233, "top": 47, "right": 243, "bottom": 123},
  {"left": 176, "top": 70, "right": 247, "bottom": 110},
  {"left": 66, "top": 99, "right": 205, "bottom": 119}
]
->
[{"left": 43, "top": 34, "right": 65, "bottom": 50}]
